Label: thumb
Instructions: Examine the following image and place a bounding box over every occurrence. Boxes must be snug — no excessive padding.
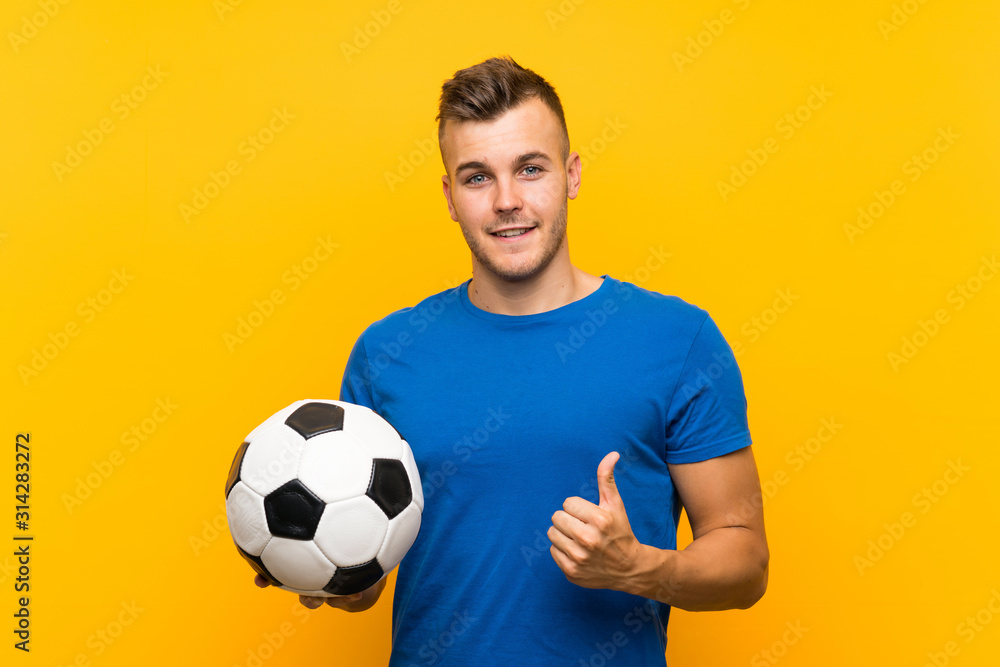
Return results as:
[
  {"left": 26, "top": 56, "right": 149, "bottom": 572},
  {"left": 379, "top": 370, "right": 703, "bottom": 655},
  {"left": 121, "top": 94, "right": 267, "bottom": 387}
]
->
[{"left": 597, "top": 451, "right": 622, "bottom": 509}]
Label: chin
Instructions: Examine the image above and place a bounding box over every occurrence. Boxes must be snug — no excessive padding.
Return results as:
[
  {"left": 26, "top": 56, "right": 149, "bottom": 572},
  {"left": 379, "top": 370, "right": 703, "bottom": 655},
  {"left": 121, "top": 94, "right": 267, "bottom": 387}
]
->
[{"left": 482, "top": 257, "right": 550, "bottom": 282}]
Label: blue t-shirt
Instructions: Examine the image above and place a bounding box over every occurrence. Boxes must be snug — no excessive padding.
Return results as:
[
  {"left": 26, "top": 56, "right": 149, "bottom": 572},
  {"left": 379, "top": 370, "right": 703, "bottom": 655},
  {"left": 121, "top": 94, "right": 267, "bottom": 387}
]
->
[{"left": 340, "top": 276, "right": 751, "bottom": 666}]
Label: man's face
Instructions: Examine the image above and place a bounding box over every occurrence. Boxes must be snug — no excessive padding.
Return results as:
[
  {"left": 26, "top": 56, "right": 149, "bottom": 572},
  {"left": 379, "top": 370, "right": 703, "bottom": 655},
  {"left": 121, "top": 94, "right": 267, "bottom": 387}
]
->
[{"left": 440, "top": 97, "right": 580, "bottom": 283}]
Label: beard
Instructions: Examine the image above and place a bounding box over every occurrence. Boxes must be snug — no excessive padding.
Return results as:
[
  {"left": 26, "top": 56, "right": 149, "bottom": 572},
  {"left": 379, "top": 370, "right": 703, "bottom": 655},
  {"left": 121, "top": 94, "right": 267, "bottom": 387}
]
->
[{"left": 459, "top": 200, "right": 569, "bottom": 282}]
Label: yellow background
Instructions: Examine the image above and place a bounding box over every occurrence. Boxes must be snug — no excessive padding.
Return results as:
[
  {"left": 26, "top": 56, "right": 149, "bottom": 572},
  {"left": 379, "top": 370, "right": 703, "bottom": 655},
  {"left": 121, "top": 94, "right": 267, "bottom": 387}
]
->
[{"left": 3, "top": 0, "right": 999, "bottom": 665}]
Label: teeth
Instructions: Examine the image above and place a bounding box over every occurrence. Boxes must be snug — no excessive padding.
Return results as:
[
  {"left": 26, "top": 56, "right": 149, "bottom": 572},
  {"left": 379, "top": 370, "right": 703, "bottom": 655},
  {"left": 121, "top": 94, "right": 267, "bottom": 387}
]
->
[{"left": 495, "top": 228, "right": 529, "bottom": 237}]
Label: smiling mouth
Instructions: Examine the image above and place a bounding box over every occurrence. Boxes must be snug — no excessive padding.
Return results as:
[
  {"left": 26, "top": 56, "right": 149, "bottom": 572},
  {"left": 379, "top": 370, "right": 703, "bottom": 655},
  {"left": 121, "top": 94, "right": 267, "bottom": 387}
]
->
[{"left": 490, "top": 226, "right": 535, "bottom": 238}]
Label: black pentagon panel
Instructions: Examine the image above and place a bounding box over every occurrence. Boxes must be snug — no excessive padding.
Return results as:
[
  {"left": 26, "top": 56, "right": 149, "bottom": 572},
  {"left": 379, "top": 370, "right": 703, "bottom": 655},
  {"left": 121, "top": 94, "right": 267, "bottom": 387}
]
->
[
  {"left": 366, "top": 459, "right": 412, "bottom": 519},
  {"left": 236, "top": 544, "right": 281, "bottom": 588},
  {"left": 264, "top": 479, "right": 326, "bottom": 540},
  {"left": 285, "top": 402, "right": 345, "bottom": 439},
  {"left": 323, "top": 559, "right": 384, "bottom": 596},
  {"left": 225, "top": 441, "right": 251, "bottom": 498}
]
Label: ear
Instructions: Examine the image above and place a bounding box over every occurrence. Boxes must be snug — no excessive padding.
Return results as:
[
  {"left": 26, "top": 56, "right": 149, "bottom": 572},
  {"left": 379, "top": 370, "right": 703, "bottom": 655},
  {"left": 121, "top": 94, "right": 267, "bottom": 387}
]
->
[
  {"left": 442, "top": 174, "right": 459, "bottom": 222},
  {"left": 565, "top": 151, "right": 582, "bottom": 200}
]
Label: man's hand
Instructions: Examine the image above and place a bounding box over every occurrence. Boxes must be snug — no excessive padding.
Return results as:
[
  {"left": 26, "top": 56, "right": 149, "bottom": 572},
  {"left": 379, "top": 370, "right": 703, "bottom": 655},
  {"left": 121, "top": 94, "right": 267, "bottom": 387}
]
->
[
  {"left": 548, "top": 451, "right": 645, "bottom": 591},
  {"left": 253, "top": 574, "right": 387, "bottom": 612}
]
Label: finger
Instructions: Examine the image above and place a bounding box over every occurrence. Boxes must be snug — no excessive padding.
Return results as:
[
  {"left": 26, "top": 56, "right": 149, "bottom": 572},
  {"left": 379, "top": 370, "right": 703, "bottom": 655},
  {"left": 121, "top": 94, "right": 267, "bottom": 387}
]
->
[
  {"left": 325, "top": 593, "right": 364, "bottom": 609},
  {"left": 549, "top": 544, "right": 574, "bottom": 575},
  {"left": 561, "top": 496, "right": 601, "bottom": 522},
  {"left": 552, "top": 507, "right": 590, "bottom": 536},
  {"left": 597, "top": 451, "right": 622, "bottom": 510},
  {"left": 549, "top": 517, "right": 604, "bottom": 561},
  {"left": 254, "top": 574, "right": 271, "bottom": 588},
  {"left": 547, "top": 523, "right": 583, "bottom": 559},
  {"left": 299, "top": 595, "right": 325, "bottom": 609}
]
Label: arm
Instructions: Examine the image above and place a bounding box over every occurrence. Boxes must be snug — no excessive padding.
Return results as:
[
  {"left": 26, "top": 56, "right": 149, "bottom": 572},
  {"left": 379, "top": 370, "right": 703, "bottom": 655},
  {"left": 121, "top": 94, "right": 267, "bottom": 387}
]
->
[
  {"left": 548, "top": 446, "right": 768, "bottom": 611},
  {"left": 635, "top": 445, "right": 768, "bottom": 610}
]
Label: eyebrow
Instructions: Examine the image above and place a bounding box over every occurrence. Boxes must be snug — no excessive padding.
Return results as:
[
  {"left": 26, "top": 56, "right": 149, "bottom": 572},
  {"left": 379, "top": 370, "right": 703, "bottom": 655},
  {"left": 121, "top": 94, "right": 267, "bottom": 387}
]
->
[{"left": 455, "top": 151, "right": 554, "bottom": 176}]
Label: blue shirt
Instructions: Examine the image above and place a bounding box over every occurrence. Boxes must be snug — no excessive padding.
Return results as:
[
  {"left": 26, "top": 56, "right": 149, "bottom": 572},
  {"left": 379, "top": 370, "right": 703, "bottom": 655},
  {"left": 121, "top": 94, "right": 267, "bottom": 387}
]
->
[{"left": 340, "top": 276, "right": 751, "bottom": 666}]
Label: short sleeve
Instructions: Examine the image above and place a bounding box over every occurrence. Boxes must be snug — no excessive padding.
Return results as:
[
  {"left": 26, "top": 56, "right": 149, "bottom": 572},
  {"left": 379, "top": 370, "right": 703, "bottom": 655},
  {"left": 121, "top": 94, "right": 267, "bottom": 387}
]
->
[
  {"left": 339, "top": 333, "right": 377, "bottom": 410},
  {"left": 664, "top": 314, "right": 751, "bottom": 464}
]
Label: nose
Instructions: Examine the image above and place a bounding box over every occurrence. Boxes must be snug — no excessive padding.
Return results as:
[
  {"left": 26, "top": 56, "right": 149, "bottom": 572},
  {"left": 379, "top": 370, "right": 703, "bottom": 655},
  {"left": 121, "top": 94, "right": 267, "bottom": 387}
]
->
[{"left": 493, "top": 176, "right": 523, "bottom": 215}]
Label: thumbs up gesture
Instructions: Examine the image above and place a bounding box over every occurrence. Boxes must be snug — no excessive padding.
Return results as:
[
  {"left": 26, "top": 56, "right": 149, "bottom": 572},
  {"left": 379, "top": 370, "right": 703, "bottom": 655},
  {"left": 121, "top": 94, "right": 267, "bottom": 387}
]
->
[{"left": 548, "top": 452, "right": 644, "bottom": 591}]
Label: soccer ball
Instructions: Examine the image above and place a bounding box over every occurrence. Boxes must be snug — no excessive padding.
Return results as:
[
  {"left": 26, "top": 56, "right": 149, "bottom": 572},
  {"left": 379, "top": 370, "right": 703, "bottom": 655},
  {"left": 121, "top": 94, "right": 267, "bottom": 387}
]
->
[{"left": 225, "top": 399, "right": 423, "bottom": 596}]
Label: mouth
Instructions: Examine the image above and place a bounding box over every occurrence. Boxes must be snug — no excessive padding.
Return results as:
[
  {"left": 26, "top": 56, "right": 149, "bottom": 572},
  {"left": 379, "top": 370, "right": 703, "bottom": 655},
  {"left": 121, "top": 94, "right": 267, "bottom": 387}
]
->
[{"left": 489, "top": 225, "right": 536, "bottom": 240}]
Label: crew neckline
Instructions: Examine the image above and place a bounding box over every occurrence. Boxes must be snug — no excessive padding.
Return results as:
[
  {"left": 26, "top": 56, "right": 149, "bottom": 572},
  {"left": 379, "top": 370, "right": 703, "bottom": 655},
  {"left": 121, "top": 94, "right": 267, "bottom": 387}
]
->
[{"left": 456, "top": 275, "right": 614, "bottom": 323}]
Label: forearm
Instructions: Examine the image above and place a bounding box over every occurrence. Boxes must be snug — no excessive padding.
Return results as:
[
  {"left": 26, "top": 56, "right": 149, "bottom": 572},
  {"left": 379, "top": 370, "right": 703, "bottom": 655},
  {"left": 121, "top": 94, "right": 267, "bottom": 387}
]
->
[{"left": 624, "top": 526, "right": 769, "bottom": 611}]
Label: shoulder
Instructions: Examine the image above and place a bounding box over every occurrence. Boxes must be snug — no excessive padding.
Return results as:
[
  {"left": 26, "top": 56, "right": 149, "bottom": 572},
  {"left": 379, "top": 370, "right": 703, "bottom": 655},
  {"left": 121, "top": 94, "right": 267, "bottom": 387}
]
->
[
  {"left": 354, "top": 282, "right": 467, "bottom": 344},
  {"left": 604, "top": 276, "right": 710, "bottom": 331}
]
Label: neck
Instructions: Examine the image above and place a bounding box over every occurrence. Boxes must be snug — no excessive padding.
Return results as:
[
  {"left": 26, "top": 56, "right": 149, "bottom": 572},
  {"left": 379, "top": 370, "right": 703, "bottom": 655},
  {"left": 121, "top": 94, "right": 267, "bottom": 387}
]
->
[{"left": 467, "top": 256, "right": 603, "bottom": 316}]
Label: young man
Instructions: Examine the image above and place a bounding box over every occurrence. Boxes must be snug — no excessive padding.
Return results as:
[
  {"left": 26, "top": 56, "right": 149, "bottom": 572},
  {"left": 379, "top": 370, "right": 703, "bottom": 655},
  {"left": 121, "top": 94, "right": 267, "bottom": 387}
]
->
[{"left": 261, "top": 56, "right": 768, "bottom": 664}]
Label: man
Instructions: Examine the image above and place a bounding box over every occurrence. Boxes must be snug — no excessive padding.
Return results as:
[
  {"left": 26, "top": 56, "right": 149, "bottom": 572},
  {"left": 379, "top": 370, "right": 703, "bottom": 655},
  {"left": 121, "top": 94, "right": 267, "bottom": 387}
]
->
[{"left": 259, "top": 56, "right": 768, "bottom": 664}]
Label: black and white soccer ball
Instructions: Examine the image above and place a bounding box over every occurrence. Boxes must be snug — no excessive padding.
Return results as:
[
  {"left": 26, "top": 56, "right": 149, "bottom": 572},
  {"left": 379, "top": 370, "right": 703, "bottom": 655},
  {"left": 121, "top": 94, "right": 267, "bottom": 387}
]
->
[{"left": 225, "top": 399, "right": 422, "bottom": 597}]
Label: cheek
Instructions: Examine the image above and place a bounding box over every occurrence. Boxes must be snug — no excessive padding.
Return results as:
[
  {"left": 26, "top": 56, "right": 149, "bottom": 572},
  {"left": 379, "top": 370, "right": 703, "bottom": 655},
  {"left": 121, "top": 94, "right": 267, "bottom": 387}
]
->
[
  {"left": 532, "top": 185, "right": 562, "bottom": 214},
  {"left": 455, "top": 189, "right": 493, "bottom": 215}
]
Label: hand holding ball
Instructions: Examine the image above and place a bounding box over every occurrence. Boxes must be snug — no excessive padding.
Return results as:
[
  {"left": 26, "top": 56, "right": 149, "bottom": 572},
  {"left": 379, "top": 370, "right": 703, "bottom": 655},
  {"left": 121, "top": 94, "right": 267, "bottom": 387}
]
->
[{"left": 225, "top": 400, "right": 423, "bottom": 596}]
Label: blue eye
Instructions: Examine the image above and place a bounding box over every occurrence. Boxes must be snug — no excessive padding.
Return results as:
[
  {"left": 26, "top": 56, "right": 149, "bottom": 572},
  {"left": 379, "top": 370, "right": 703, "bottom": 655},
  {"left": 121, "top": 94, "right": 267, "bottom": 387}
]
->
[
  {"left": 468, "top": 174, "right": 486, "bottom": 185},
  {"left": 524, "top": 166, "right": 540, "bottom": 176}
]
